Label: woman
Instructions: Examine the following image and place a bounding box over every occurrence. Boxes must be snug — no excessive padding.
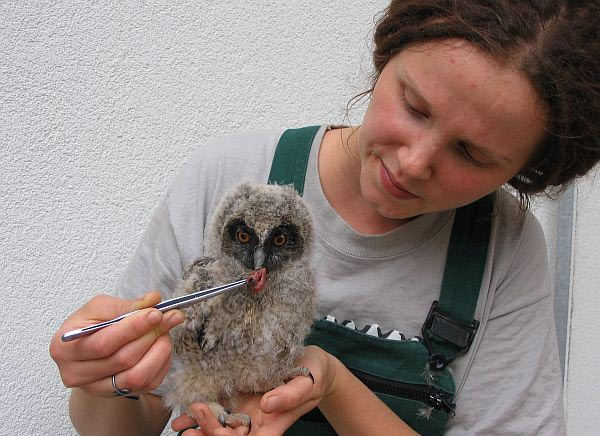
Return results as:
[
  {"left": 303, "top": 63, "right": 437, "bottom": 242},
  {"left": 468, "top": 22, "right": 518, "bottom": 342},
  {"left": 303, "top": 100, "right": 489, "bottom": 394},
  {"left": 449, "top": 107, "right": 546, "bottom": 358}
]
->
[{"left": 50, "top": 1, "right": 599, "bottom": 435}]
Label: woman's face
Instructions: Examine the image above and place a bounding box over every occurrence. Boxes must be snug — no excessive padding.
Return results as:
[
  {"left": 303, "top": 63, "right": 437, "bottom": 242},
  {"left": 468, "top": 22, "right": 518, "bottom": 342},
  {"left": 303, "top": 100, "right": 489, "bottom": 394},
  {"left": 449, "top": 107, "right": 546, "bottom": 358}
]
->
[{"left": 357, "top": 40, "right": 546, "bottom": 221}]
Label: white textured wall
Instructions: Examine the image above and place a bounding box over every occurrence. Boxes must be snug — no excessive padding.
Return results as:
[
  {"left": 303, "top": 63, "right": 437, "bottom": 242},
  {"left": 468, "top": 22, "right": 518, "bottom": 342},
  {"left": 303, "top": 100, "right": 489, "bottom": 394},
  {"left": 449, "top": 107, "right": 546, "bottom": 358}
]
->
[
  {"left": 565, "top": 177, "right": 600, "bottom": 436},
  {"left": 1, "top": 1, "right": 386, "bottom": 434},
  {"left": 1, "top": 1, "right": 597, "bottom": 435}
]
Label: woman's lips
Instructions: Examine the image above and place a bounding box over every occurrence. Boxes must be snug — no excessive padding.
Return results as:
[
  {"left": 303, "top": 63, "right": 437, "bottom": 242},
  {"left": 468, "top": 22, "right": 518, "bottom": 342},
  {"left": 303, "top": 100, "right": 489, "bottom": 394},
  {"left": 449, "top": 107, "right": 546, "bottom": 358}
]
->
[{"left": 379, "top": 161, "right": 419, "bottom": 199}]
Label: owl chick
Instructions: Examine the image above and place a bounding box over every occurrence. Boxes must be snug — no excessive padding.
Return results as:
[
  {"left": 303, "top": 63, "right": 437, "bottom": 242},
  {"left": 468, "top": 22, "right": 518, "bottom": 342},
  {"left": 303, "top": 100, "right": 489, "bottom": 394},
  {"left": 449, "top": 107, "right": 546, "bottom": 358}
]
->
[{"left": 163, "top": 182, "right": 316, "bottom": 427}]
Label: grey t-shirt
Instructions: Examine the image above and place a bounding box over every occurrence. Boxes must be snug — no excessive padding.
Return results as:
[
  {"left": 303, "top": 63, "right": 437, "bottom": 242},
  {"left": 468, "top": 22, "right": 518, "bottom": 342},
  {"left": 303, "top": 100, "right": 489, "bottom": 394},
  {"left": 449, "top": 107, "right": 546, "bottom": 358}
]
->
[{"left": 118, "top": 126, "right": 566, "bottom": 435}]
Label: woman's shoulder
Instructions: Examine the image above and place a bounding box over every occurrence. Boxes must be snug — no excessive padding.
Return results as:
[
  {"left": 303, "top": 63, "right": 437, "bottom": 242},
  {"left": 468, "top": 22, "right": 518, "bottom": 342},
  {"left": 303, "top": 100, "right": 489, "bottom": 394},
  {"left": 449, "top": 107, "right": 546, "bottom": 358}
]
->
[
  {"left": 487, "top": 189, "right": 551, "bottom": 313},
  {"left": 165, "top": 128, "right": 287, "bottom": 203},
  {"left": 183, "top": 128, "right": 286, "bottom": 177},
  {"left": 490, "top": 189, "right": 549, "bottom": 275},
  {"left": 492, "top": 189, "right": 546, "bottom": 246}
]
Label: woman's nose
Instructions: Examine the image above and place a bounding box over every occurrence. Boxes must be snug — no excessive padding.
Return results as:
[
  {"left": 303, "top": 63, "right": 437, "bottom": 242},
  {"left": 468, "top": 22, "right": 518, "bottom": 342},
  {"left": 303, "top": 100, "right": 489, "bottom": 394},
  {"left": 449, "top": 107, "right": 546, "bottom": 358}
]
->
[{"left": 396, "top": 138, "right": 436, "bottom": 180}]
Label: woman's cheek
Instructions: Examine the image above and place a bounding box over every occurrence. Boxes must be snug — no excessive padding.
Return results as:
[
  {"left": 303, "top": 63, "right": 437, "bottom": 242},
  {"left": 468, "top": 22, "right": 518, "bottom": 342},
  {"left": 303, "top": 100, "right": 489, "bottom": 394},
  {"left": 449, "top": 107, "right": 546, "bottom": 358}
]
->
[{"left": 442, "top": 171, "right": 501, "bottom": 204}]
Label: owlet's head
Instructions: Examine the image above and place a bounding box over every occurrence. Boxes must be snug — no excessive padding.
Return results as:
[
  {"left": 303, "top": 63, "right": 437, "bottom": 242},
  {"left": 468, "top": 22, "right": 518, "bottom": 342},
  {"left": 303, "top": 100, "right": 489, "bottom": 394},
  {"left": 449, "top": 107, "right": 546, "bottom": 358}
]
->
[{"left": 208, "top": 183, "right": 313, "bottom": 273}]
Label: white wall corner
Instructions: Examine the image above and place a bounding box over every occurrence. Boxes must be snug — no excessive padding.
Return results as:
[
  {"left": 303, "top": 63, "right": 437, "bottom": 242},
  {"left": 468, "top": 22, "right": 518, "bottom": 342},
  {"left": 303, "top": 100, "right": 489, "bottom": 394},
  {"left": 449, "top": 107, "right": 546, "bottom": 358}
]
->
[{"left": 565, "top": 173, "right": 600, "bottom": 435}]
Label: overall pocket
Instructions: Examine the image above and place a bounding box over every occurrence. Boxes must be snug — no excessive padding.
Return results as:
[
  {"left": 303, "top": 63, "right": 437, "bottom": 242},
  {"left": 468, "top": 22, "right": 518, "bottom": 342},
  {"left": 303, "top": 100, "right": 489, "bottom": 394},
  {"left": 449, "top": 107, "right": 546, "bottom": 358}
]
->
[{"left": 285, "top": 318, "right": 455, "bottom": 436}]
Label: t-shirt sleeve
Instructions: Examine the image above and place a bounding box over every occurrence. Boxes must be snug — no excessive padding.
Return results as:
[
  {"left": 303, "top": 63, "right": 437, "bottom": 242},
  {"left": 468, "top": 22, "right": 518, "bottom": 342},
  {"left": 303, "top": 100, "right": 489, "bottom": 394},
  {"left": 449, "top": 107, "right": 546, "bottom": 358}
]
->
[
  {"left": 446, "top": 210, "right": 566, "bottom": 435},
  {"left": 117, "top": 198, "right": 183, "bottom": 300},
  {"left": 115, "top": 139, "right": 215, "bottom": 301},
  {"left": 115, "top": 128, "right": 283, "bottom": 301}
]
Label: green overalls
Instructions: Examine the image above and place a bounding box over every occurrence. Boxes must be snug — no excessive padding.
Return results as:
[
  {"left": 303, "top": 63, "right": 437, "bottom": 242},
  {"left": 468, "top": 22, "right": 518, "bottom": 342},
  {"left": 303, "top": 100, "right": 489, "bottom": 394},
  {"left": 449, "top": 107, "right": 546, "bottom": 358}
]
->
[{"left": 270, "top": 126, "right": 492, "bottom": 436}]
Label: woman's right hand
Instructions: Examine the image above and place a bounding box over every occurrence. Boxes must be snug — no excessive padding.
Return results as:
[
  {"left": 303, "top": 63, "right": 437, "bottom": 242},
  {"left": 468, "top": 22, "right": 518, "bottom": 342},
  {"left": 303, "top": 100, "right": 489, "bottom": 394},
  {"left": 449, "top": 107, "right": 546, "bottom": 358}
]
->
[{"left": 49, "top": 291, "right": 184, "bottom": 398}]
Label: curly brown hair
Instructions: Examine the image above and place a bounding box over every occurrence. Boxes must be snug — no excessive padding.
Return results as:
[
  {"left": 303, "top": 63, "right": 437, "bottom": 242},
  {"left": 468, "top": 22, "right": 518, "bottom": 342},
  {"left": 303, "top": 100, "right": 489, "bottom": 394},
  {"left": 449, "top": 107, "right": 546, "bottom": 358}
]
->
[{"left": 370, "top": 0, "right": 599, "bottom": 198}]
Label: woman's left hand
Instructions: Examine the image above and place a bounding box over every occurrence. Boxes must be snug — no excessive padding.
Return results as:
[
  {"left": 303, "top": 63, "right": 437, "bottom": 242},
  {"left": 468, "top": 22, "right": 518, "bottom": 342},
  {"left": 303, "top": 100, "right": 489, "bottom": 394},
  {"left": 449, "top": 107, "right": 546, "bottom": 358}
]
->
[{"left": 171, "top": 345, "right": 338, "bottom": 436}]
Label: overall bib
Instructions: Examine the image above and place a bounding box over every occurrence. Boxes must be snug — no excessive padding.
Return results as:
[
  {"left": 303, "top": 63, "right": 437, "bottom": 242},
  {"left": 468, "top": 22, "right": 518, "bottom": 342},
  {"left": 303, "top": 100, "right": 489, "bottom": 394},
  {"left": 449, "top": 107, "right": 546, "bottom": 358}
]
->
[{"left": 270, "top": 126, "right": 492, "bottom": 436}]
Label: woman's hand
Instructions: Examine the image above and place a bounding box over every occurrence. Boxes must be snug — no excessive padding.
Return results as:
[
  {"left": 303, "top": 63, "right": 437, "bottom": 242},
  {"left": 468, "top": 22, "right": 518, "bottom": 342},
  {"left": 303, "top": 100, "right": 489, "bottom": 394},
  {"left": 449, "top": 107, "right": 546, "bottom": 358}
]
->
[
  {"left": 172, "top": 345, "right": 339, "bottom": 436},
  {"left": 49, "top": 291, "right": 184, "bottom": 399}
]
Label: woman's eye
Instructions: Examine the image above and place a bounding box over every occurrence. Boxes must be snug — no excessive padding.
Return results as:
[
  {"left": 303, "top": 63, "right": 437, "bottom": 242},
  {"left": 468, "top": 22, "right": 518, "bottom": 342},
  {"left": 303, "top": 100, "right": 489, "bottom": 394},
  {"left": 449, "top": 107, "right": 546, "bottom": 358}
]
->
[
  {"left": 236, "top": 229, "right": 251, "bottom": 243},
  {"left": 402, "top": 94, "right": 427, "bottom": 119},
  {"left": 272, "top": 234, "right": 288, "bottom": 246},
  {"left": 406, "top": 103, "right": 427, "bottom": 119},
  {"left": 457, "top": 142, "right": 488, "bottom": 167}
]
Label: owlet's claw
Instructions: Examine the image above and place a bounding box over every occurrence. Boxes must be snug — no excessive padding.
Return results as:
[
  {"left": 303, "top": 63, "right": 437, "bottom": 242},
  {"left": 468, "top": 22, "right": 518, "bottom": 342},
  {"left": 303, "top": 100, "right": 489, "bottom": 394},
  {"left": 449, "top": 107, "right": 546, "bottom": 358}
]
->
[
  {"left": 218, "top": 411, "right": 252, "bottom": 429},
  {"left": 208, "top": 402, "right": 251, "bottom": 430}
]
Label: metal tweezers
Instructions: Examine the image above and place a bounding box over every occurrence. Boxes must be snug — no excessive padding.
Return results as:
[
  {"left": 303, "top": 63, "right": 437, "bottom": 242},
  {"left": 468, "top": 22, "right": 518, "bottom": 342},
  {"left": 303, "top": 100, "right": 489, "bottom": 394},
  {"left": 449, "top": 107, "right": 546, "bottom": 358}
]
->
[{"left": 61, "top": 278, "right": 247, "bottom": 342}]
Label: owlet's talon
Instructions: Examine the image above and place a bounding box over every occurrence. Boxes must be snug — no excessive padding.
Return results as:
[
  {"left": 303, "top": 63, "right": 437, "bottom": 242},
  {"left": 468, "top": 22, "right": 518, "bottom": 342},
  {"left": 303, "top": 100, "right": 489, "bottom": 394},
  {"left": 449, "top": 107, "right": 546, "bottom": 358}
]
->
[{"left": 218, "top": 411, "right": 251, "bottom": 429}]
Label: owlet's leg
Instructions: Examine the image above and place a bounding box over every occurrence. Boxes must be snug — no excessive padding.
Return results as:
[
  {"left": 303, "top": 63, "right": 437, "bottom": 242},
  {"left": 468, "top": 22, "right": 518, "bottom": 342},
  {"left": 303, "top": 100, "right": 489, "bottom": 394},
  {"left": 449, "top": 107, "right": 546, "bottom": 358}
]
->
[{"left": 208, "top": 402, "right": 251, "bottom": 430}]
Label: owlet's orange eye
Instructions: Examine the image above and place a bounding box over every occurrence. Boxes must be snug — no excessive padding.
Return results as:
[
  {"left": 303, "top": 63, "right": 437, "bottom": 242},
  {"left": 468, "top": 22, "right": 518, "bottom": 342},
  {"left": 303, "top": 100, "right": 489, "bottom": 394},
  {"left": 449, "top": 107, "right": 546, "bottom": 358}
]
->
[
  {"left": 273, "top": 234, "right": 287, "bottom": 246},
  {"left": 236, "top": 229, "right": 251, "bottom": 243}
]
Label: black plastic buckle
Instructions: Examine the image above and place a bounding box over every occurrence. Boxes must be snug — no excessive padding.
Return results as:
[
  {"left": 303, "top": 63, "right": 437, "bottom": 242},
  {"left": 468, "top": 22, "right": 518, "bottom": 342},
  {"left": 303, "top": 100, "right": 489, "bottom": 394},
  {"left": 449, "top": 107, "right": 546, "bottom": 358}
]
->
[{"left": 422, "top": 301, "right": 480, "bottom": 369}]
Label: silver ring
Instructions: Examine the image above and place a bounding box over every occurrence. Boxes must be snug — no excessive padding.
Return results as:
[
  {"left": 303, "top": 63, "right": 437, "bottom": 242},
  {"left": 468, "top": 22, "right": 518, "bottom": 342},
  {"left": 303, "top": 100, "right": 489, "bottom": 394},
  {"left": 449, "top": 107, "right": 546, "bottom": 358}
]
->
[
  {"left": 285, "top": 366, "right": 315, "bottom": 384},
  {"left": 111, "top": 374, "right": 139, "bottom": 400},
  {"left": 297, "top": 366, "right": 315, "bottom": 384}
]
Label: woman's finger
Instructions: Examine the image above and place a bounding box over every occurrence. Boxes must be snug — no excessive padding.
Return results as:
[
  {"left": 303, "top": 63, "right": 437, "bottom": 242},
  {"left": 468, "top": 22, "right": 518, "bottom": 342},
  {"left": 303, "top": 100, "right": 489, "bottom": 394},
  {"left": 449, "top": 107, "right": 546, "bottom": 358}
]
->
[
  {"left": 113, "top": 333, "right": 174, "bottom": 393},
  {"left": 261, "top": 373, "right": 316, "bottom": 414},
  {"left": 76, "top": 333, "right": 173, "bottom": 397},
  {"left": 178, "top": 428, "right": 204, "bottom": 436},
  {"left": 187, "top": 403, "right": 245, "bottom": 436},
  {"left": 51, "top": 292, "right": 162, "bottom": 361},
  {"left": 50, "top": 293, "right": 158, "bottom": 366},
  {"left": 78, "top": 291, "right": 163, "bottom": 320},
  {"left": 187, "top": 403, "right": 221, "bottom": 433},
  {"left": 58, "top": 310, "right": 183, "bottom": 387},
  {"left": 152, "top": 349, "right": 174, "bottom": 388},
  {"left": 172, "top": 412, "right": 199, "bottom": 431},
  {"left": 63, "top": 306, "right": 165, "bottom": 361}
]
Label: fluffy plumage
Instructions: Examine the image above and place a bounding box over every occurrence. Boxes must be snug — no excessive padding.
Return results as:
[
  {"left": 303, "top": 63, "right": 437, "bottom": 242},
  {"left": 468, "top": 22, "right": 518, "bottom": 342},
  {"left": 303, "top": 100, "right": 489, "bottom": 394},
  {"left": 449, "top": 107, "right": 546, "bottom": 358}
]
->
[{"left": 163, "top": 183, "right": 316, "bottom": 423}]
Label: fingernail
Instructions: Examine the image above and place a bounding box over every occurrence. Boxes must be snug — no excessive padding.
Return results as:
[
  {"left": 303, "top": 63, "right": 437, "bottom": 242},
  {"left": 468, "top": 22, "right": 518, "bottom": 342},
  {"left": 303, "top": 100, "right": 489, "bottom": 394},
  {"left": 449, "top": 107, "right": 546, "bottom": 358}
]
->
[
  {"left": 132, "top": 292, "right": 152, "bottom": 309},
  {"left": 194, "top": 409, "right": 205, "bottom": 421},
  {"left": 166, "top": 311, "right": 184, "bottom": 328},
  {"left": 147, "top": 309, "right": 162, "bottom": 325},
  {"left": 264, "top": 395, "right": 280, "bottom": 412}
]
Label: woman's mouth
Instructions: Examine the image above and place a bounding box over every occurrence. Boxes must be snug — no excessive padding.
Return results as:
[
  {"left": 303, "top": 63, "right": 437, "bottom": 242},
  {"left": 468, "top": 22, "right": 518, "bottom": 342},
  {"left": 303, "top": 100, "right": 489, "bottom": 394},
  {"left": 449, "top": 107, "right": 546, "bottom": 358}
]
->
[{"left": 378, "top": 160, "right": 419, "bottom": 200}]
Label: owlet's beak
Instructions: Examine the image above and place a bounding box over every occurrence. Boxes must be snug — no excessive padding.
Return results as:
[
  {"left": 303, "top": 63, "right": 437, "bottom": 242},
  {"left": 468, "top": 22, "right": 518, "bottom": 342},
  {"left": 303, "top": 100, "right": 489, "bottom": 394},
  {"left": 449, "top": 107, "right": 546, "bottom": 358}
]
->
[
  {"left": 249, "top": 247, "right": 267, "bottom": 293},
  {"left": 253, "top": 247, "right": 266, "bottom": 270}
]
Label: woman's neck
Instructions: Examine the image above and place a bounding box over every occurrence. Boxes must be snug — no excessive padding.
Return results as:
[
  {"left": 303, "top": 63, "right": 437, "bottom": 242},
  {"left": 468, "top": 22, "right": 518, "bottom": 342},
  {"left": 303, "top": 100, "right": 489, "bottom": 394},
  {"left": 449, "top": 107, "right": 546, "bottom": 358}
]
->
[{"left": 318, "top": 126, "right": 412, "bottom": 235}]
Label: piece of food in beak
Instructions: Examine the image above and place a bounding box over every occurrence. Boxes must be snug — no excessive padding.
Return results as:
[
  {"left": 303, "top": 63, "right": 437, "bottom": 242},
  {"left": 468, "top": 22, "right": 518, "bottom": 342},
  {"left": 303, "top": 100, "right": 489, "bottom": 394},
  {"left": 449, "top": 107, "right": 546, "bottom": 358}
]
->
[{"left": 247, "top": 268, "right": 267, "bottom": 293}]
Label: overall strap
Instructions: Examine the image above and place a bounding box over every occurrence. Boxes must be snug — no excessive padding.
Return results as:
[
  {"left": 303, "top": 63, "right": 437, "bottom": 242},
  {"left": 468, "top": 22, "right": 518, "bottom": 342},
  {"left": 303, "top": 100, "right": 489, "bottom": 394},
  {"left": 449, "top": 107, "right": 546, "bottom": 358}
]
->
[
  {"left": 268, "top": 125, "right": 493, "bottom": 373},
  {"left": 268, "top": 125, "right": 321, "bottom": 194},
  {"left": 422, "top": 195, "right": 494, "bottom": 369}
]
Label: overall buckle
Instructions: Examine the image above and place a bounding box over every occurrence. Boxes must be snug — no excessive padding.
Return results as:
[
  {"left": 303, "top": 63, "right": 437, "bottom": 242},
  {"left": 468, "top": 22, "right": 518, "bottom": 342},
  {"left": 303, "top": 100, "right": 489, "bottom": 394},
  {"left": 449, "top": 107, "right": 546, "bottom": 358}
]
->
[{"left": 422, "top": 301, "right": 480, "bottom": 369}]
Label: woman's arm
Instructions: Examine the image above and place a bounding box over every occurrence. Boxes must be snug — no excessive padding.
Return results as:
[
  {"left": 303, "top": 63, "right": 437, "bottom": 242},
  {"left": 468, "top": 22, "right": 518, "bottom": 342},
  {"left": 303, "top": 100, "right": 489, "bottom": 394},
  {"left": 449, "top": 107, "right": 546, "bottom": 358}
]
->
[
  {"left": 50, "top": 292, "right": 183, "bottom": 436},
  {"left": 70, "top": 389, "right": 170, "bottom": 436}
]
